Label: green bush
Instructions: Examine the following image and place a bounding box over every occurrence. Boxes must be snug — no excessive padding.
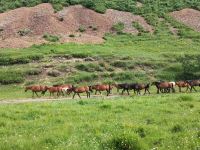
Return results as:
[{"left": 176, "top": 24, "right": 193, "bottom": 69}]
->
[
  {"left": 103, "top": 132, "right": 145, "bottom": 150},
  {"left": 112, "top": 22, "right": 125, "bottom": 34},
  {"left": 0, "top": 54, "right": 43, "bottom": 65},
  {"left": 25, "top": 69, "right": 42, "bottom": 75},
  {"left": 75, "top": 63, "right": 103, "bottom": 72},
  {"left": 43, "top": 33, "right": 59, "bottom": 42},
  {"left": 171, "top": 124, "right": 183, "bottom": 133},
  {"left": 78, "top": 25, "right": 86, "bottom": 32},
  {"left": 18, "top": 29, "right": 31, "bottom": 36},
  {"left": 0, "top": 70, "right": 25, "bottom": 84}
]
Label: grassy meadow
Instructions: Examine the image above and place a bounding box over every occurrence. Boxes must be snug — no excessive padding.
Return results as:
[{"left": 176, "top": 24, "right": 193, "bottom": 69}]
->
[{"left": 0, "top": 93, "right": 199, "bottom": 150}]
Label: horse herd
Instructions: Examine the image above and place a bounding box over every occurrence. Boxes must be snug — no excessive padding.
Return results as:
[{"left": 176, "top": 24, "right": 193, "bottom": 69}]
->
[{"left": 25, "top": 80, "right": 200, "bottom": 99}]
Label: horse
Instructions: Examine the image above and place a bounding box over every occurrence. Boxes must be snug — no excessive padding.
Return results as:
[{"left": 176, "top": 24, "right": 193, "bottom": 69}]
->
[
  {"left": 134, "top": 83, "right": 150, "bottom": 95},
  {"left": 114, "top": 83, "right": 137, "bottom": 95},
  {"left": 91, "top": 84, "right": 112, "bottom": 96},
  {"left": 25, "top": 85, "right": 48, "bottom": 97},
  {"left": 47, "top": 86, "right": 63, "bottom": 97},
  {"left": 151, "top": 81, "right": 175, "bottom": 94},
  {"left": 186, "top": 80, "right": 200, "bottom": 92},
  {"left": 54, "top": 84, "right": 73, "bottom": 96},
  {"left": 69, "top": 86, "right": 93, "bottom": 99},
  {"left": 175, "top": 81, "right": 189, "bottom": 92}
]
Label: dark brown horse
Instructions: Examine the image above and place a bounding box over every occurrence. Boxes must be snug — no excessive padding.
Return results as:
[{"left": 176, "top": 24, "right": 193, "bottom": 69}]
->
[
  {"left": 25, "top": 85, "right": 48, "bottom": 97},
  {"left": 186, "top": 80, "right": 200, "bottom": 92},
  {"left": 175, "top": 81, "right": 189, "bottom": 92},
  {"left": 69, "top": 86, "right": 93, "bottom": 99},
  {"left": 91, "top": 84, "right": 112, "bottom": 96},
  {"left": 135, "top": 83, "right": 150, "bottom": 95},
  {"left": 151, "top": 81, "right": 175, "bottom": 94},
  {"left": 114, "top": 83, "right": 137, "bottom": 95}
]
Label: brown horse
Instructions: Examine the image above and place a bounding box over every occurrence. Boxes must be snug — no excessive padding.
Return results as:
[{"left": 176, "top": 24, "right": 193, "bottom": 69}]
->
[
  {"left": 186, "top": 80, "right": 200, "bottom": 92},
  {"left": 69, "top": 86, "right": 93, "bottom": 99},
  {"left": 47, "top": 86, "right": 63, "bottom": 97},
  {"left": 54, "top": 84, "right": 73, "bottom": 96},
  {"left": 152, "top": 81, "right": 175, "bottom": 94},
  {"left": 135, "top": 83, "right": 150, "bottom": 95},
  {"left": 175, "top": 81, "right": 189, "bottom": 92},
  {"left": 25, "top": 85, "right": 48, "bottom": 97},
  {"left": 91, "top": 84, "right": 112, "bottom": 96}
]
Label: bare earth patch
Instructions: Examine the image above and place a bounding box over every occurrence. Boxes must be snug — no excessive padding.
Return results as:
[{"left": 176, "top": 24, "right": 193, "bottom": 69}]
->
[
  {"left": 0, "top": 4, "right": 153, "bottom": 48},
  {"left": 170, "top": 8, "right": 200, "bottom": 32}
]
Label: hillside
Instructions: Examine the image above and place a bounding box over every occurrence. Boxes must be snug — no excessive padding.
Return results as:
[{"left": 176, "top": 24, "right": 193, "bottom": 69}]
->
[{"left": 0, "top": 1, "right": 200, "bottom": 98}]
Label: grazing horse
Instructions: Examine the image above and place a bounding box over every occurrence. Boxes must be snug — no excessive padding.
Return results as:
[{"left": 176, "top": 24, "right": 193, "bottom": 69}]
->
[
  {"left": 69, "top": 86, "right": 93, "bottom": 99},
  {"left": 134, "top": 83, "right": 150, "bottom": 95},
  {"left": 47, "top": 86, "right": 63, "bottom": 97},
  {"left": 114, "top": 83, "right": 137, "bottom": 95},
  {"left": 151, "top": 81, "right": 175, "bottom": 94},
  {"left": 25, "top": 85, "right": 48, "bottom": 97},
  {"left": 186, "top": 80, "right": 200, "bottom": 92},
  {"left": 91, "top": 84, "right": 112, "bottom": 96},
  {"left": 175, "top": 81, "right": 189, "bottom": 92}
]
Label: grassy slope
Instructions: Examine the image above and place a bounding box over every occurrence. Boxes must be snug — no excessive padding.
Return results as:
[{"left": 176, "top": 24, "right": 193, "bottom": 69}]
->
[{"left": 0, "top": 93, "right": 199, "bottom": 150}]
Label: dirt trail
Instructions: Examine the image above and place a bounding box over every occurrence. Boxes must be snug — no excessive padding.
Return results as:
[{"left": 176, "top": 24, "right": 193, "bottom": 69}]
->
[{"left": 0, "top": 95, "right": 120, "bottom": 105}]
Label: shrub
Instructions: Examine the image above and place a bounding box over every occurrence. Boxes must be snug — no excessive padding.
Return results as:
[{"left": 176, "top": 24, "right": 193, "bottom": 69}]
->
[
  {"left": 25, "top": 69, "right": 42, "bottom": 75},
  {"left": 136, "top": 127, "right": 146, "bottom": 138},
  {"left": 47, "top": 70, "right": 61, "bottom": 77},
  {"left": 104, "top": 132, "right": 145, "bottom": 150},
  {"left": 78, "top": 25, "right": 86, "bottom": 32},
  {"left": 43, "top": 33, "right": 59, "bottom": 42},
  {"left": 69, "top": 34, "right": 75, "bottom": 37},
  {"left": 82, "top": 0, "right": 95, "bottom": 9},
  {"left": 112, "top": 22, "right": 125, "bottom": 34},
  {"left": 75, "top": 63, "right": 103, "bottom": 72},
  {"left": 111, "top": 61, "right": 129, "bottom": 68},
  {"left": 18, "top": 29, "right": 31, "bottom": 36},
  {"left": 0, "top": 70, "right": 25, "bottom": 84},
  {"left": 177, "top": 95, "right": 194, "bottom": 102},
  {"left": 171, "top": 124, "right": 183, "bottom": 133},
  {"left": 132, "top": 22, "right": 146, "bottom": 33}
]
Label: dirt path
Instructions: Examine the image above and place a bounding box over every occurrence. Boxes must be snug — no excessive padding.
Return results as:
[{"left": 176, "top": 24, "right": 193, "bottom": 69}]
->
[{"left": 0, "top": 95, "right": 121, "bottom": 105}]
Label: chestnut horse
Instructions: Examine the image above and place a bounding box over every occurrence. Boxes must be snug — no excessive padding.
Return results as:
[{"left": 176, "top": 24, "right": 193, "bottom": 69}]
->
[
  {"left": 91, "top": 84, "right": 112, "bottom": 96},
  {"left": 53, "top": 84, "right": 73, "bottom": 96},
  {"left": 151, "top": 81, "right": 175, "bottom": 94},
  {"left": 25, "top": 85, "right": 48, "bottom": 97},
  {"left": 175, "top": 81, "right": 189, "bottom": 92},
  {"left": 47, "top": 86, "right": 63, "bottom": 97},
  {"left": 186, "top": 80, "right": 200, "bottom": 92},
  {"left": 69, "top": 86, "right": 93, "bottom": 99},
  {"left": 135, "top": 83, "right": 150, "bottom": 95}
]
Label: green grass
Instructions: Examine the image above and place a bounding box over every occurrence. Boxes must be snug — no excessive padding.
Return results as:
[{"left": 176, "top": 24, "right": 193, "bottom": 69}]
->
[{"left": 0, "top": 93, "right": 199, "bottom": 149}]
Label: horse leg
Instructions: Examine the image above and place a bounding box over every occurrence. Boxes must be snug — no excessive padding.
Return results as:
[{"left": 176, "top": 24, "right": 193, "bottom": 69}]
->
[
  {"left": 35, "top": 92, "right": 39, "bottom": 97},
  {"left": 144, "top": 89, "right": 146, "bottom": 95},
  {"left": 147, "top": 89, "right": 150, "bottom": 94},
  {"left": 95, "top": 90, "right": 97, "bottom": 95},
  {"left": 73, "top": 93, "right": 76, "bottom": 99},
  {"left": 193, "top": 86, "right": 197, "bottom": 92},
  {"left": 179, "top": 87, "right": 181, "bottom": 92},
  {"left": 106, "top": 90, "right": 109, "bottom": 96},
  {"left": 122, "top": 89, "right": 125, "bottom": 95},
  {"left": 127, "top": 89, "right": 130, "bottom": 95},
  {"left": 78, "top": 93, "right": 81, "bottom": 99},
  {"left": 157, "top": 88, "right": 159, "bottom": 94}
]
